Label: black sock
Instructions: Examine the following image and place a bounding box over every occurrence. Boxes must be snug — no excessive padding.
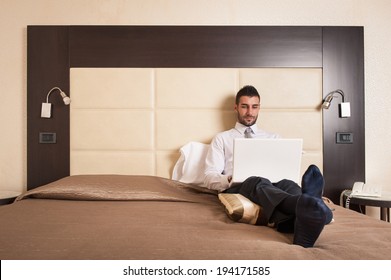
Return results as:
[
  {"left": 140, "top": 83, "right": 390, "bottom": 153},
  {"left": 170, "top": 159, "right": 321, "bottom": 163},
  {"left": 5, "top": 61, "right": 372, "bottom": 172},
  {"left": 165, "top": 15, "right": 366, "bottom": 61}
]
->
[
  {"left": 293, "top": 194, "right": 328, "bottom": 248},
  {"left": 301, "top": 165, "right": 324, "bottom": 198}
]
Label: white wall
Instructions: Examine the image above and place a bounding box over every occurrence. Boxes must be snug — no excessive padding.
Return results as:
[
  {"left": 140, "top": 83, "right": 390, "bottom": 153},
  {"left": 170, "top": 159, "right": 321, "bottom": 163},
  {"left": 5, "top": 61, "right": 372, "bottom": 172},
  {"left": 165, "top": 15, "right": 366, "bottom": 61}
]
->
[{"left": 1, "top": 0, "right": 390, "bottom": 209}]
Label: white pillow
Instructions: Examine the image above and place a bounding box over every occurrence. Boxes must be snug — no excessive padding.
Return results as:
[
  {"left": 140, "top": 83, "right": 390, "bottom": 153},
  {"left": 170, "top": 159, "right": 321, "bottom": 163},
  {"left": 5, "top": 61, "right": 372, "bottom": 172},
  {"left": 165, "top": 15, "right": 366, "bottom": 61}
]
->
[{"left": 172, "top": 142, "right": 209, "bottom": 186}]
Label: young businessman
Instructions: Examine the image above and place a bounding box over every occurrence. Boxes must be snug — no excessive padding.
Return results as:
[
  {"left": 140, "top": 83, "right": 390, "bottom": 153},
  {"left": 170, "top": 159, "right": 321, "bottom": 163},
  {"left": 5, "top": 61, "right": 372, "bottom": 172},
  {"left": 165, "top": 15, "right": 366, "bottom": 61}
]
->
[{"left": 203, "top": 85, "right": 332, "bottom": 248}]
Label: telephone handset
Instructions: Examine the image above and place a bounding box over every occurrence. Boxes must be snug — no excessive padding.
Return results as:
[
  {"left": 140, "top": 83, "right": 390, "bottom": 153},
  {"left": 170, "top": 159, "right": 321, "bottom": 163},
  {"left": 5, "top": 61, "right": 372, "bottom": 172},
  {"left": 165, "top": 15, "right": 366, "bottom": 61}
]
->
[{"left": 351, "top": 182, "right": 382, "bottom": 197}]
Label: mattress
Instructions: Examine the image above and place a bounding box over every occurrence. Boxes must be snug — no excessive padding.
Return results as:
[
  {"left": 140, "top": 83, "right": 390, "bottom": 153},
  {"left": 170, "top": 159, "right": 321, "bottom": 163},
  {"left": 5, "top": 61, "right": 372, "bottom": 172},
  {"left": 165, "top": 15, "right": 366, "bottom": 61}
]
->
[{"left": 1, "top": 175, "right": 390, "bottom": 260}]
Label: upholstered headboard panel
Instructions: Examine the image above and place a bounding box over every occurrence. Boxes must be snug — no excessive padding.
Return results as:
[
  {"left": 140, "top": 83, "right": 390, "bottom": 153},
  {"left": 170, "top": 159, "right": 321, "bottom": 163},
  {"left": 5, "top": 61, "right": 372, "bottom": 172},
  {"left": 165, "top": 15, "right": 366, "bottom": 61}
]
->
[
  {"left": 27, "top": 26, "right": 365, "bottom": 203},
  {"left": 70, "top": 68, "right": 322, "bottom": 178}
]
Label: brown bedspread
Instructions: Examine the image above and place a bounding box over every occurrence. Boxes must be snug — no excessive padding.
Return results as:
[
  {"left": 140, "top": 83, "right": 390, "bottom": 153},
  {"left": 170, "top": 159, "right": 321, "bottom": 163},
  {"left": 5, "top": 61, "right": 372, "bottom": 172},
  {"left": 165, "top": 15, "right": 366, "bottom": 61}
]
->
[{"left": 1, "top": 175, "right": 391, "bottom": 260}]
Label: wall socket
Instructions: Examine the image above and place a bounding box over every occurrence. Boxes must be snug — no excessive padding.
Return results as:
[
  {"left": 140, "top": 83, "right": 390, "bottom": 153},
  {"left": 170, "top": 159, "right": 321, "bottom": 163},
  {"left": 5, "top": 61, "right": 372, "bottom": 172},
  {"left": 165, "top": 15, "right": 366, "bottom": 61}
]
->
[
  {"left": 336, "top": 132, "right": 353, "bottom": 144},
  {"left": 39, "top": 132, "right": 56, "bottom": 144}
]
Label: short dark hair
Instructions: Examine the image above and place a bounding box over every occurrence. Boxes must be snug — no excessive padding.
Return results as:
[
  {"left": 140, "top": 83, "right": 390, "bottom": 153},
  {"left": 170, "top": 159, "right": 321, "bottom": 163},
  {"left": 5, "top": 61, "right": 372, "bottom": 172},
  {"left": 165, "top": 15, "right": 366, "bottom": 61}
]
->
[{"left": 235, "top": 85, "right": 260, "bottom": 104}]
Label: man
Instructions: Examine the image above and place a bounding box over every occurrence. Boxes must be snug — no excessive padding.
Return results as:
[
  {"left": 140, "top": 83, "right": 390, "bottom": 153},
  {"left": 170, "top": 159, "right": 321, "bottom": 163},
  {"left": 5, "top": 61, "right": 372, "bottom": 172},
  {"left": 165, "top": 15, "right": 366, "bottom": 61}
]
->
[{"left": 203, "top": 85, "right": 332, "bottom": 248}]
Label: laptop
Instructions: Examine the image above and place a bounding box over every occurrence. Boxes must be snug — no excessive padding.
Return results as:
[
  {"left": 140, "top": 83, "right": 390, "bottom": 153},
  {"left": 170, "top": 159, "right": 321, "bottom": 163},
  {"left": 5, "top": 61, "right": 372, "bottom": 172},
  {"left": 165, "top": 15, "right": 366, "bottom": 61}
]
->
[{"left": 231, "top": 138, "right": 303, "bottom": 184}]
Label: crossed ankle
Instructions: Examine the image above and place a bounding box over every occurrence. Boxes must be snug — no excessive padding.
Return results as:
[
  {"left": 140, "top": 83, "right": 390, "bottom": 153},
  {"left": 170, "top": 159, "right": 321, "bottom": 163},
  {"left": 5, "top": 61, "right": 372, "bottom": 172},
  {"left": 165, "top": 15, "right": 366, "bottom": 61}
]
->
[{"left": 293, "top": 194, "right": 327, "bottom": 248}]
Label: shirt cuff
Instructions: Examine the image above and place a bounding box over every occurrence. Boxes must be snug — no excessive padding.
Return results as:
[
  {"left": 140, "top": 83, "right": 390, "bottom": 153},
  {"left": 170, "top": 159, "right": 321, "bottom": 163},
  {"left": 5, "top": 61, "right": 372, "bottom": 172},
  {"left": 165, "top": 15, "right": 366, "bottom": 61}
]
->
[{"left": 219, "top": 175, "right": 231, "bottom": 192}]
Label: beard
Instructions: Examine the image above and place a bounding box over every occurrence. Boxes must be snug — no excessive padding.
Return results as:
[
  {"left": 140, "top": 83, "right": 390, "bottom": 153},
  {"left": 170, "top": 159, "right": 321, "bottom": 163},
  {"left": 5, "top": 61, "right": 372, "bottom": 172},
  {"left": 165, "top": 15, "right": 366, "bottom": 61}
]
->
[{"left": 237, "top": 113, "right": 258, "bottom": 127}]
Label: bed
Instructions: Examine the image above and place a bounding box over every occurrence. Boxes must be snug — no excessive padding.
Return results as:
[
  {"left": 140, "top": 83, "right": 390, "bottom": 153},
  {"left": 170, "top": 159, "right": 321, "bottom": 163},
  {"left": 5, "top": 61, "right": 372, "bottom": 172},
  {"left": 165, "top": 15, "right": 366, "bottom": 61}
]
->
[
  {"left": 2, "top": 25, "right": 387, "bottom": 260},
  {"left": 1, "top": 174, "right": 391, "bottom": 260}
]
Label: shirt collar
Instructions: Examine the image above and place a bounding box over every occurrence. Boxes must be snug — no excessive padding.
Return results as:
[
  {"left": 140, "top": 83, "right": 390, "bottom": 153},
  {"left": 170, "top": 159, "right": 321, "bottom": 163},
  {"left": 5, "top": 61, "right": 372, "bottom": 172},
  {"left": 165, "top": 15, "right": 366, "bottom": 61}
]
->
[{"left": 235, "top": 122, "right": 258, "bottom": 135}]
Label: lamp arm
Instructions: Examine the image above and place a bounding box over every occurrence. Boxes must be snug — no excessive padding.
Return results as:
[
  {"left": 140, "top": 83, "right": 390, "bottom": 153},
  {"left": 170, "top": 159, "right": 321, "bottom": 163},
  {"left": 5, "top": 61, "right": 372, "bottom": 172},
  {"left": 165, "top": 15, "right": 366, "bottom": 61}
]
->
[
  {"left": 46, "top": 87, "right": 62, "bottom": 103},
  {"left": 46, "top": 87, "right": 71, "bottom": 105},
  {"left": 329, "top": 89, "right": 345, "bottom": 102},
  {"left": 322, "top": 89, "right": 350, "bottom": 117}
]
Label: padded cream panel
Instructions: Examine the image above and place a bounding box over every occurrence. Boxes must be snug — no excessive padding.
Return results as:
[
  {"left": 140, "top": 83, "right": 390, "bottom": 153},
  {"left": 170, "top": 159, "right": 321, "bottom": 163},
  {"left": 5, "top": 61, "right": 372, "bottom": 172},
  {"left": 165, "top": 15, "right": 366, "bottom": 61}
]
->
[
  {"left": 71, "top": 68, "right": 154, "bottom": 108},
  {"left": 71, "top": 151, "right": 155, "bottom": 175},
  {"left": 156, "top": 68, "right": 238, "bottom": 109},
  {"left": 240, "top": 68, "right": 323, "bottom": 109},
  {"left": 259, "top": 111, "right": 322, "bottom": 150},
  {"left": 70, "top": 68, "right": 323, "bottom": 180},
  {"left": 71, "top": 110, "right": 154, "bottom": 150},
  {"left": 156, "top": 110, "right": 236, "bottom": 150}
]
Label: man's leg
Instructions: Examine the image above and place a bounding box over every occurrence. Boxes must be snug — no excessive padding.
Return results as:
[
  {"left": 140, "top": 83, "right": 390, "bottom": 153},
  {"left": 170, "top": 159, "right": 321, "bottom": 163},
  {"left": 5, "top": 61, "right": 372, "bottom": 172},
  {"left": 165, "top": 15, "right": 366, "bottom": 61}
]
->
[
  {"left": 301, "top": 165, "right": 333, "bottom": 224},
  {"left": 224, "top": 168, "right": 332, "bottom": 248},
  {"left": 273, "top": 179, "right": 302, "bottom": 195},
  {"left": 225, "top": 177, "right": 297, "bottom": 227},
  {"left": 293, "top": 194, "right": 329, "bottom": 248},
  {"left": 294, "top": 165, "right": 333, "bottom": 247},
  {"left": 273, "top": 175, "right": 332, "bottom": 247},
  {"left": 270, "top": 179, "right": 302, "bottom": 232}
]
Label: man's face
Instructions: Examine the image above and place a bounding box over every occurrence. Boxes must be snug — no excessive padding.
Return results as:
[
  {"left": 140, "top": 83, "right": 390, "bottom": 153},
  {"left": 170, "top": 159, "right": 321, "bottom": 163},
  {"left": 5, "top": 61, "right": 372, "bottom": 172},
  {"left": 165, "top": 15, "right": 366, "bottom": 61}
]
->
[{"left": 235, "top": 96, "right": 260, "bottom": 127}]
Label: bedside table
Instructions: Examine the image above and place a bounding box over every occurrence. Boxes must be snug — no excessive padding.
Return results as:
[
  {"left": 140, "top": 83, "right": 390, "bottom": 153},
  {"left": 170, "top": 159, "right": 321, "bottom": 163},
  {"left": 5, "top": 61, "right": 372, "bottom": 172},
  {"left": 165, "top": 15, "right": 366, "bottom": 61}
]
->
[
  {"left": 341, "top": 189, "right": 391, "bottom": 222},
  {"left": 0, "top": 191, "right": 21, "bottom": 206}
]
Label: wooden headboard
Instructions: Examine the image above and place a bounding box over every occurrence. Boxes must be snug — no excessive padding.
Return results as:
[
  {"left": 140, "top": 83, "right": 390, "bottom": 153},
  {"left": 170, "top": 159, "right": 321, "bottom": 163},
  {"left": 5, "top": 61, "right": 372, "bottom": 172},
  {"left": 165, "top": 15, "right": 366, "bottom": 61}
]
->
[{"left": 27, "top": 26, "right": 365, "bottom": 203}]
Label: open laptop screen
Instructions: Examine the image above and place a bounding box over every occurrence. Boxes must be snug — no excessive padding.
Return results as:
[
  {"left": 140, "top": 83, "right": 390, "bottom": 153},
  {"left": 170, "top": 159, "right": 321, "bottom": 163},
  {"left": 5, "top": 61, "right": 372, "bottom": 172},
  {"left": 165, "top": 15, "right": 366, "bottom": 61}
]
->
[{"left": 232, "top": 138, "right": 303, "bottom": 184}]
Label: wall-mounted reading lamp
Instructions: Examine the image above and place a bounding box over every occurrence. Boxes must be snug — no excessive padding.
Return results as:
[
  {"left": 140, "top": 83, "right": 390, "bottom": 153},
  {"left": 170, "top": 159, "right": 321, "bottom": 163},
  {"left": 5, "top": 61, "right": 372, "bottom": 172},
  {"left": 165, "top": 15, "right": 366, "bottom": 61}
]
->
[
  {"left": 41, "top": 87, "right": 71, "bottom": 118},
  {"left": 322, "top": 89, "right": 351, "bottom": 118}
]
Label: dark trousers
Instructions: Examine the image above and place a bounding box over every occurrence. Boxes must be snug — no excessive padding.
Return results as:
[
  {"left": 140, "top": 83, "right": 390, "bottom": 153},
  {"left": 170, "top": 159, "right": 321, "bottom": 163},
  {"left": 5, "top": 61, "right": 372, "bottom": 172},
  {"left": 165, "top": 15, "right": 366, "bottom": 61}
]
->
[{"left": 224, "top": 176, "right": 302, "bottom": 231}]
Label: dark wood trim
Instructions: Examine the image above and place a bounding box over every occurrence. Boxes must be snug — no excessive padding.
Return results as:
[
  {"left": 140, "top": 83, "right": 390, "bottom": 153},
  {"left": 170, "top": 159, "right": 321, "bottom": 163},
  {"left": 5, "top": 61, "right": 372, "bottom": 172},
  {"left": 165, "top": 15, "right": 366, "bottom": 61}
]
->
[
  {"left": 27, "top": 26, "right": 365, "bottom": 205},
  {"left": 69, "top": 26, "right": 322, "bottom": 68},
  {"left": 27, "top": 26, "right": 70, "bottom": 189},
  {"left": 322, "top": 27, "right": 365, "bottom": 202}
]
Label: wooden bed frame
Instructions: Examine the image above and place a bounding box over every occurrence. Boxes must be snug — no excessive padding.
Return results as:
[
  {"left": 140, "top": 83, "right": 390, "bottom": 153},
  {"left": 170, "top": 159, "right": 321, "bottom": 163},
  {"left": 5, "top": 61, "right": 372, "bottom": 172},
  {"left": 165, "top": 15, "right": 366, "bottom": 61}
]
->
[{"left": 27, "top": 26, "right": 365, "bottom": 203}]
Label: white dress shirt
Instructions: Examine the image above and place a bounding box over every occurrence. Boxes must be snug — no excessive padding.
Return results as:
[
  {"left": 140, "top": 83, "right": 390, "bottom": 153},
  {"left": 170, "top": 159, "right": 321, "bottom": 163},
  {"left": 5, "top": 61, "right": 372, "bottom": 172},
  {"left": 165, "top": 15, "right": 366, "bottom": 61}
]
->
[{"left": 203, "top": 122, "right": 279, "bottom": 192}]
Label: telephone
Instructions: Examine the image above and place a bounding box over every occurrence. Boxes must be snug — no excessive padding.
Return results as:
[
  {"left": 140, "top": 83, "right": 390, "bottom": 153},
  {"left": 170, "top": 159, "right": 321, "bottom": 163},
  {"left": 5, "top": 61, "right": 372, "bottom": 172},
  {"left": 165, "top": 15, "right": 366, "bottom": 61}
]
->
[{"left": 351, "top": 182, "right": 382, "bottom": 197}]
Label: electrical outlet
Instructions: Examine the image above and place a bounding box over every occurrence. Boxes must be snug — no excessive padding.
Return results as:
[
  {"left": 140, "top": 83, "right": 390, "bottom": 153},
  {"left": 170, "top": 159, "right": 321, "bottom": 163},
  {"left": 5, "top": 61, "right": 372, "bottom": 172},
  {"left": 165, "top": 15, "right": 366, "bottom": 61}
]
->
[
  {"left": 39, "top": 132, "right": 56, "bottom": 144},
  {"left": 336, "top": 132, "right": 353, "bottom": 144}
]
